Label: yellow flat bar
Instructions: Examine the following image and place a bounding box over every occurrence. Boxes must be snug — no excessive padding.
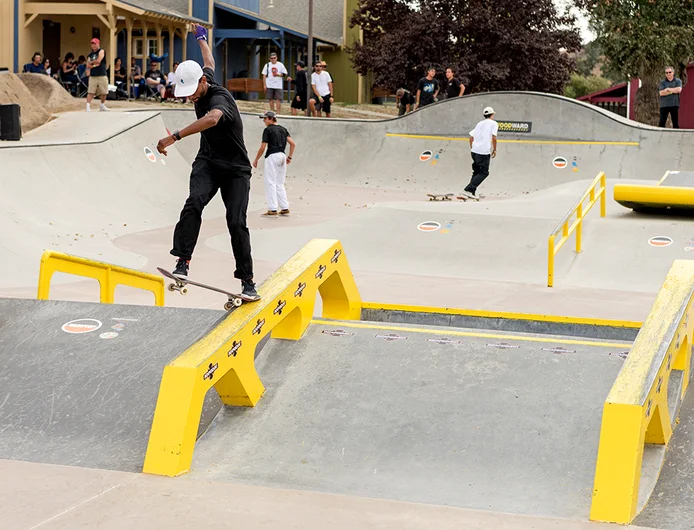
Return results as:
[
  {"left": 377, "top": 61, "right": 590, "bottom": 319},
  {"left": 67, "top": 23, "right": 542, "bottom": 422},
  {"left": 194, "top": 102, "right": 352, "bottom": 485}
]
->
[
  {"left": 143, "top": 239, "right": 361, "bottom": 477},
  {"left": 385, "top": 133, "right": 640, "bottom": 146},
  {"left": 590, "top": 260, "right": 694, "bottom": 524}
]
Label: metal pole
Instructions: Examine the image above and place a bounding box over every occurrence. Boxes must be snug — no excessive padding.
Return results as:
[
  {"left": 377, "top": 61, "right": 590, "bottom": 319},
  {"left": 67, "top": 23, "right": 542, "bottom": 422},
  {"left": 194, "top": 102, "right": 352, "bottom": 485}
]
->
[{"left": 306, "top": 0, "right": 313, "bottom": 117}]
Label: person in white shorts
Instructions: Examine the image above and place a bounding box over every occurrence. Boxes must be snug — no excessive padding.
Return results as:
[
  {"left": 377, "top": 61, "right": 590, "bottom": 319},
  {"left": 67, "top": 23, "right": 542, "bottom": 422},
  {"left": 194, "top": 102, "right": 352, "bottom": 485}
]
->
[
  {"left": 252, "top": 111, "right": 296, "bottom": 216},
  {"left": 262, "top": 53, "right": 288, "bottom": 114},
  {"left": 462, "top": 106, "right": 498, "bottom": 199}
]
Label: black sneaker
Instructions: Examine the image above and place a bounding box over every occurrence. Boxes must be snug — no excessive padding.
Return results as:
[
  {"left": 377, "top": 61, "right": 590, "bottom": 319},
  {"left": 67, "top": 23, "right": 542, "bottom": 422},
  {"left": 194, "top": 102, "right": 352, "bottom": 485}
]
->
[
  {"left": 241, "top": 280, "right": 261, "bottom": 301},
  {"left": 173, "top": 258, "right": 189, "bottom": 279}
]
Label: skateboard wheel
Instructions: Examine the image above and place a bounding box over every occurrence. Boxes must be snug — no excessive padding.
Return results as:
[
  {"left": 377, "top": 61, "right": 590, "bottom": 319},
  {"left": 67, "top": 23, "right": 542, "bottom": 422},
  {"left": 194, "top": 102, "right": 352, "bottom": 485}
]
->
[
  {"left": 233, "top": 298, "right": 243, "bottom": 307},
  {"left": 168, "top": 283, "right": 176, "bottom": 292},
  {"left": 224, "top": 301, "right": 234, "bottom": 311},
  {"left": 180, "top": 287, "right": 188, "bottom": 295}
]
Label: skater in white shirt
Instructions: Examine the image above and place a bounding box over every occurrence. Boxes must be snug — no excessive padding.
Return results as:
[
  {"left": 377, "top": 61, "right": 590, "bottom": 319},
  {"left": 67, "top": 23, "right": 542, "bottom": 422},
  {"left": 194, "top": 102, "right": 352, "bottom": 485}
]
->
[
  {"left": 461, "top": 106, "right": 498, "bottom": 199},
  {"left": 262, "top": 53, "right": 288, "bottom": 114},
  {"left": 309, "top": 61, "right": 334, "bottom": 117}
]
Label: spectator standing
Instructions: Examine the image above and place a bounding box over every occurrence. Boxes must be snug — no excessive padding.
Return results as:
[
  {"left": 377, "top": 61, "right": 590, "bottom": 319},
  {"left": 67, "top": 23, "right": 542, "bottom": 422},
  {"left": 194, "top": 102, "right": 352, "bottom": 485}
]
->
[
  {"left": 287, "top": 61, "right": 309, "bottom": 116},
  {"left": 444, "top": 67, "right": 465, "bottom": 99},
  {"left": 262, "top": 53, "right": 288, "bottom": 114},
  {"left": 155, "top": 24, "right": 260, "bottom": 301},
  {"left": 252, "top": 111, "right": 296, "bottom": 216},
  {"left": 145, "top": 60, "right": 166, "bottom": 101},
  {"left": 659, "top": 66, "right": 682, "bottom": 128},
  {"left": 416, "top": 67, "right": 439, "bottom": 109},
  {"left": 309, "top": 61, "right": 334, "bottom": 118},
  {"left": 396, "top": 88, "right": 415, "bottom": 116},
  {"left": 85, "top": 38, "right": 109, "bottom": 112},
  {"left": 25, "top": 53, "right": 45, "bottom": 73},
  {"left": 461, "top": 107, "right": 498, "bottom": 200}
]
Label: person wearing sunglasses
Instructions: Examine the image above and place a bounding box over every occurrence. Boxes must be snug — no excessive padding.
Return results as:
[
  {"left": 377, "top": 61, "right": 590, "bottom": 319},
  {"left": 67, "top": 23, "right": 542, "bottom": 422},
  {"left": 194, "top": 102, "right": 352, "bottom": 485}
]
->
[{"left": 659, "top": 66, "right": 682, "bottom": 128}]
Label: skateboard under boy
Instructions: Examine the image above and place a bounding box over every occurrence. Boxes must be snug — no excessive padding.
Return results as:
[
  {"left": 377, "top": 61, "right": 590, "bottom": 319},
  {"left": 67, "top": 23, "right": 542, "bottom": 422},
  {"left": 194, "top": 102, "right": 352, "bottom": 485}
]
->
[
  {"left": 427, "top": 193, "right": 454, "bottom": 201},
  {"left": 157, "top": 267, "right": 248, "bottom": 311}
]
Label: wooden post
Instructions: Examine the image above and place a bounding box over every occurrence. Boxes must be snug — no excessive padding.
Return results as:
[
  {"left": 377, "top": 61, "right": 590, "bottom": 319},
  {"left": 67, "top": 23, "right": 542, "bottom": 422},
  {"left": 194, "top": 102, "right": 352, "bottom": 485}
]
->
[
  {"left": 108, "top": 13, "right": 117, "bottom": 85},
  {"left": 168, "top": 26, "right": 174, "bottom": 73},
  {"left": 125, "top": 17, "right": 133, "bottom": 96},
  {"left": 182, "top": 26, "right": 188, "bottom": 60},
  {"left": 155, "top": 22, "right": 163, "bottom": 60}
]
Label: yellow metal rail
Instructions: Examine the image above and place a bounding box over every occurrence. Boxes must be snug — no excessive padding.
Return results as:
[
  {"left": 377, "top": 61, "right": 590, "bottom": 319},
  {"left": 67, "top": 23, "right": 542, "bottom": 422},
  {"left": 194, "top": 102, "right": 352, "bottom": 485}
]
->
[
  {"left": 547, "top": 172, "right": 607, "bottom": 287},
  {"left": 143, "top": 239, "right": 361, "bottom": 477},
  {"left": 37, "top": 250, "right": 165, "bottom": 306},
  {"left": 590, "top": 260, "right": 694, "bottom": 524}
]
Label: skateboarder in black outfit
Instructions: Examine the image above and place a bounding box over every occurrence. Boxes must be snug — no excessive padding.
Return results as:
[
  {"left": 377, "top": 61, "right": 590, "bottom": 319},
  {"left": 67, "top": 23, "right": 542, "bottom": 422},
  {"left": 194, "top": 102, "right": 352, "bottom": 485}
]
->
[{"left": 156, "top": 23, "right": 260, "bottom": 301}]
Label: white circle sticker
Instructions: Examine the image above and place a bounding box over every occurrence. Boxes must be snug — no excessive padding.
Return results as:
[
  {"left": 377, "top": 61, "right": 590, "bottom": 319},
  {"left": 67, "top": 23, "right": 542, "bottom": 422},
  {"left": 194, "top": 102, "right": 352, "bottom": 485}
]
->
[
  {"left": 99, "top": 332, "right": 119, "bottom": 339},
  {"left": 62, "top": 319, "right": 103, "bottom": 334}
]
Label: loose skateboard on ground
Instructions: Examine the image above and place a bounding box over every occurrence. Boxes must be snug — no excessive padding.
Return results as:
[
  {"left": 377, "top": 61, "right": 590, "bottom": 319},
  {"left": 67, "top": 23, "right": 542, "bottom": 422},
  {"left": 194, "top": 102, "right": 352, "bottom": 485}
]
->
[
  {"left": 157, "top": 267, "right": 248, "bottom": 311},
  {"left": 427, "top": 193, "right": 454, "bottom": 201},
  {"left": 456, "top": 194, "right": 483, "bottom": 202}
]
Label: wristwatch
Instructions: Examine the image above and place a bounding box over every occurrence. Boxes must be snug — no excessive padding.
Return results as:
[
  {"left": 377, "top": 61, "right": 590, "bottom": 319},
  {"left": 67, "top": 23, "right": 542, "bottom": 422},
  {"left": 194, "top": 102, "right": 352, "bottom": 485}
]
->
[{"left": 171, "top": 130, "right": 182, "bottom": 141}]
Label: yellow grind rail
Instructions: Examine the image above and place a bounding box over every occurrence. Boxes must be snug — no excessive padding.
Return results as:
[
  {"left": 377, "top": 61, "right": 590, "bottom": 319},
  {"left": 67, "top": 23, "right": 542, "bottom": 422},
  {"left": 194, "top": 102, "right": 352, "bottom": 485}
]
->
[
  {"left": 547, "top": 172, "right": 606, "bottom": 287},
  {"left": 37, "top": 250, "right": 165, "bottom": 306},
  {"left": 143, "top": 239, "right": 361, "bottom": 477},
  {"left": 590, "top": 260, "right": 694, "bottom": 524}
]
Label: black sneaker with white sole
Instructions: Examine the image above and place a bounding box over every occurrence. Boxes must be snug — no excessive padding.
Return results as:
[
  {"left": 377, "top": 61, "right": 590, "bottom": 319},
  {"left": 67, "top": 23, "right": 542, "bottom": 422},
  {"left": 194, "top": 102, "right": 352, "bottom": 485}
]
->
[
  {"left": 173, "top": 258, "right": 189, "bottom": 279},
  {"left": 241, "top": 280, "right": 261, "bottom": 301}
]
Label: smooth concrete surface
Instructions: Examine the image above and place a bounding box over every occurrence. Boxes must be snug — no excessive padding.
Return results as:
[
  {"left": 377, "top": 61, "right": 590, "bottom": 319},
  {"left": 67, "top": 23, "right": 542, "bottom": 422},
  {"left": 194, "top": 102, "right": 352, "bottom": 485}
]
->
[
  {"left": 0, "top": 459, "right": 657, "bottom": 530},
  {"left": 190, "top": 321, "right": 629, "bottom": 520},
  {"left": 0, "top": 299, "right": 224, "bottom": 472}
]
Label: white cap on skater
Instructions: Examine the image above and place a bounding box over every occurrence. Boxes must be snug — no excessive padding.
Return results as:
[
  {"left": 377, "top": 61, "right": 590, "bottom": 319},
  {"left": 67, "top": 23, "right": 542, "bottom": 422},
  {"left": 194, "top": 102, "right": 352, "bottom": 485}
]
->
[
  {"left": 483, "top": 106, "right": 495, "bottom": 116},
  {"left": 174, "top": 60, "right": 203, "bottom": 97}
]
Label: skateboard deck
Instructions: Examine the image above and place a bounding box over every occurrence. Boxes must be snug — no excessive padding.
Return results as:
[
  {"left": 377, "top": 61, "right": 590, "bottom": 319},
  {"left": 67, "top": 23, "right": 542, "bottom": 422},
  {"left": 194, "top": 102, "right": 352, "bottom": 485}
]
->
[
  {"left": 427, "top": 193, "right": 454, "bottom": 201},
  {"left": 456, "top": 194, "right": 483, "bottom": 201},
  {"left": 157, "top": 267, "right": 255, "bottom": 311}
]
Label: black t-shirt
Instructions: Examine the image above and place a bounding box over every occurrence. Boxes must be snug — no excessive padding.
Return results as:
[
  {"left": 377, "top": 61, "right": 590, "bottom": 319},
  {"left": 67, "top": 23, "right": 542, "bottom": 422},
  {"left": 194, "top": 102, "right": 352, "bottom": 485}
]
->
[
  {"left": 114, "top": 66, "right": 126, "bottom": 81},
  {"left": 399, "top": 90, "right": 415, "bottom": 107},
  {"left": 262, "top": 124, "right": 290, "bottom": 157},
  {"left": 88, "top": 48, "right": 107, "bottom": 77},
  {"left": 145, "top": 69, "right": 164, "bottom": 82},
  {"left": 195, "top": 67, "right": 250, "bottom": 171},
  {"left": 445, "top": 78, "right": 462, "bottom": 98},
  {"left": 417, "top": 77, "right": 439, "bottom": 106}
]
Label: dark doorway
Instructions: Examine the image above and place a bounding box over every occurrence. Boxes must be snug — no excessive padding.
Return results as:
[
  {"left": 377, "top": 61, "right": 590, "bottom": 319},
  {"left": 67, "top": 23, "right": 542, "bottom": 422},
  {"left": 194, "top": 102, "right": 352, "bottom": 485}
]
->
[{"left": 42, "top": 20, "right": 61, "bottom": 75}]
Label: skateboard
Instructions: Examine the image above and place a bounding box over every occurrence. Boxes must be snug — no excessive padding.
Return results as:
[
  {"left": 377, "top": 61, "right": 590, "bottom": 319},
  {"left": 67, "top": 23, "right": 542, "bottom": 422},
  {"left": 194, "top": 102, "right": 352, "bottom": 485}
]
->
[
  {"left": 157, "top": 267, "right": 247, "bottom": 311},
  {"left": 456, "top": 194, "right": 483, "bottom": 201},
  {"left": 427, "top": 193, "right": 454, "bottom": 201}
]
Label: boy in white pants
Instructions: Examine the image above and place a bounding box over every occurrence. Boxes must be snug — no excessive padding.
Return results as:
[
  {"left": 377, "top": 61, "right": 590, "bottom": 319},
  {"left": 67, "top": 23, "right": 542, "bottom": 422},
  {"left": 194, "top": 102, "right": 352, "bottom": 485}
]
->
[{"left": 252, "top": 111, "right": 296, "bottom": 216}]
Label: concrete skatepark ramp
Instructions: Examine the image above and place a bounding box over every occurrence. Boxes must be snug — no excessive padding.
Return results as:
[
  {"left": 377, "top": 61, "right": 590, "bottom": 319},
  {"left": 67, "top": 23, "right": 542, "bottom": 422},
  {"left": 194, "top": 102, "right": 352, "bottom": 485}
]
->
[{"left": 1, "top": 91, "right": 694, "bottom": 528}]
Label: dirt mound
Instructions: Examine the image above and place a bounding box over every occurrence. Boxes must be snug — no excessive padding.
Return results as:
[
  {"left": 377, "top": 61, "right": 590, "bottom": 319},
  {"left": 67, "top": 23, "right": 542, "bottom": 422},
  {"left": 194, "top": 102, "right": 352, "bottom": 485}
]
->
[
  {"left": 18, "top": 73, "right": 77, "bottom": 113},
  {"left": 0, "top": 73, "right": 51, "bottom": 133}
]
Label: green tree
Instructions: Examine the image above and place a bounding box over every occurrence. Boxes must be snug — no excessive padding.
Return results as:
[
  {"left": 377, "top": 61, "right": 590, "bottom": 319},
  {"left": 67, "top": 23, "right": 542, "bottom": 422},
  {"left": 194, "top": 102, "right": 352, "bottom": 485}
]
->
[
  {"left": 347, "top": 0, "right": 581, "bottom": 95},
  {"left": 564, "top": 72, "right": 613, "bottom": 99},
  {"left": 575, "top": 0, "right": 694, "bottom": 125}
]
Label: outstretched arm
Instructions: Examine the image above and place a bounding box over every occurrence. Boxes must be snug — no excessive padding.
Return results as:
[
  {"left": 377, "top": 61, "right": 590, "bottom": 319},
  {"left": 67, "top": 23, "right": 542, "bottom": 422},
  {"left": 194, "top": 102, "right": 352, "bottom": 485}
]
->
[
  {"left": 193, "top": 24, "right": 214, "bottom": 70},
  {"left": 156, "top": 109, "right": 223, "bottom": 155}
]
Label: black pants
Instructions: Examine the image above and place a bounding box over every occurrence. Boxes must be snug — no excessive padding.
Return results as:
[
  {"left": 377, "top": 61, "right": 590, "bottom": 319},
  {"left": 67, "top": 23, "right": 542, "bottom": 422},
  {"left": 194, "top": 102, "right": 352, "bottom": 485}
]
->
[
  {"left": 659, "top": 106, "right": 680, "bottom": 128},
  {"left": 465, "top": 152, "right": 491, "bottom": 194},
  {"left": 171, "top": 158, "right": 254, "bottom": 281}
]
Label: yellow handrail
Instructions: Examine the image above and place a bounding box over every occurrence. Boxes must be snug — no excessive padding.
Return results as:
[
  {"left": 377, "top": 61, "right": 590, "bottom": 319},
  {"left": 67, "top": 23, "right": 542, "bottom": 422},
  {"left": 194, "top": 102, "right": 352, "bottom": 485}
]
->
[
  {"left": 37, "top": 250, "right": 165, "bottom": 306},
  {"left": 547, "top": 172, "right": 607, "bottom": 287}
]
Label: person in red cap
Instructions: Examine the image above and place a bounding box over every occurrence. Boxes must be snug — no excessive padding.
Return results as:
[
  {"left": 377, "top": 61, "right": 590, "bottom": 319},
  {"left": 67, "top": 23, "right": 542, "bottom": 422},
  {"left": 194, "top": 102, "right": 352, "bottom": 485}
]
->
[{"left": 85, "top": 38, "right": 109, "bottom": 111}]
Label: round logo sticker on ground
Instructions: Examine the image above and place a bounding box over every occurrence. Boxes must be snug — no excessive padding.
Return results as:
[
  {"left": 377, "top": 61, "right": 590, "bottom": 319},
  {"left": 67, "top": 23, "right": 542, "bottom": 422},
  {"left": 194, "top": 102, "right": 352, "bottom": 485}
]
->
[
  {"left": 552, "top": 156, "right": 568, "bottom": 169},
  {"left": 99, "top": 332, "right": 119, "bottom": 339},
  {"left": 417, "top": 221, "right": 441, "bottom": 232},
  {"left": 684, "top": 246, "right": 694, "bottom": 252},
  {"left": 419, "top": 150, "right": 433, "bottom": 162},
  {"left": 143, "top": 146, "right": 157, "bottom": 163},
  {"left": 649, "top": 236, "right": 673, "bottom": 247},
  {"left": 62, "top": 319, "right": 103, "bottom": 334}
]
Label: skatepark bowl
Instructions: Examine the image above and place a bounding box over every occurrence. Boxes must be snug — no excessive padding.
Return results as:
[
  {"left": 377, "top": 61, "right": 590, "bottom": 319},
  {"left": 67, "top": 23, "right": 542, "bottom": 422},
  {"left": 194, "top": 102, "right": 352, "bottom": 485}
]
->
[{"left": 1, "top": 92, "right": 694, "bottom": 529}]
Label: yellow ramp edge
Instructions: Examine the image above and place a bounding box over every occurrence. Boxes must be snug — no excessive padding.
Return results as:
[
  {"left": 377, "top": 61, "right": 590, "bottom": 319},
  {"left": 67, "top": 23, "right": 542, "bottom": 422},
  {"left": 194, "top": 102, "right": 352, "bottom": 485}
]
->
[
  {"left": 590, "top": 260, "right": 694, "bottom": 524},
  {"left": 614, "top": 184, "right": 694, "bottom": 209},
  {"left": 143, "top": 239, "right": 361, "bottom": 477}
]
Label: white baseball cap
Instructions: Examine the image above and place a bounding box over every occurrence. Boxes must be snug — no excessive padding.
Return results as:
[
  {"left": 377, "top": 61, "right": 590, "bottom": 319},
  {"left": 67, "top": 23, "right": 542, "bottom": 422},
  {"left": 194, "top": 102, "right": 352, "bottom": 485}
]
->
[
  {"left": 483, "top": 106, "right": 495, "bottom": 116},
  {"left": 174, "top": 60, "right": 203, "bottom": 97}
]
